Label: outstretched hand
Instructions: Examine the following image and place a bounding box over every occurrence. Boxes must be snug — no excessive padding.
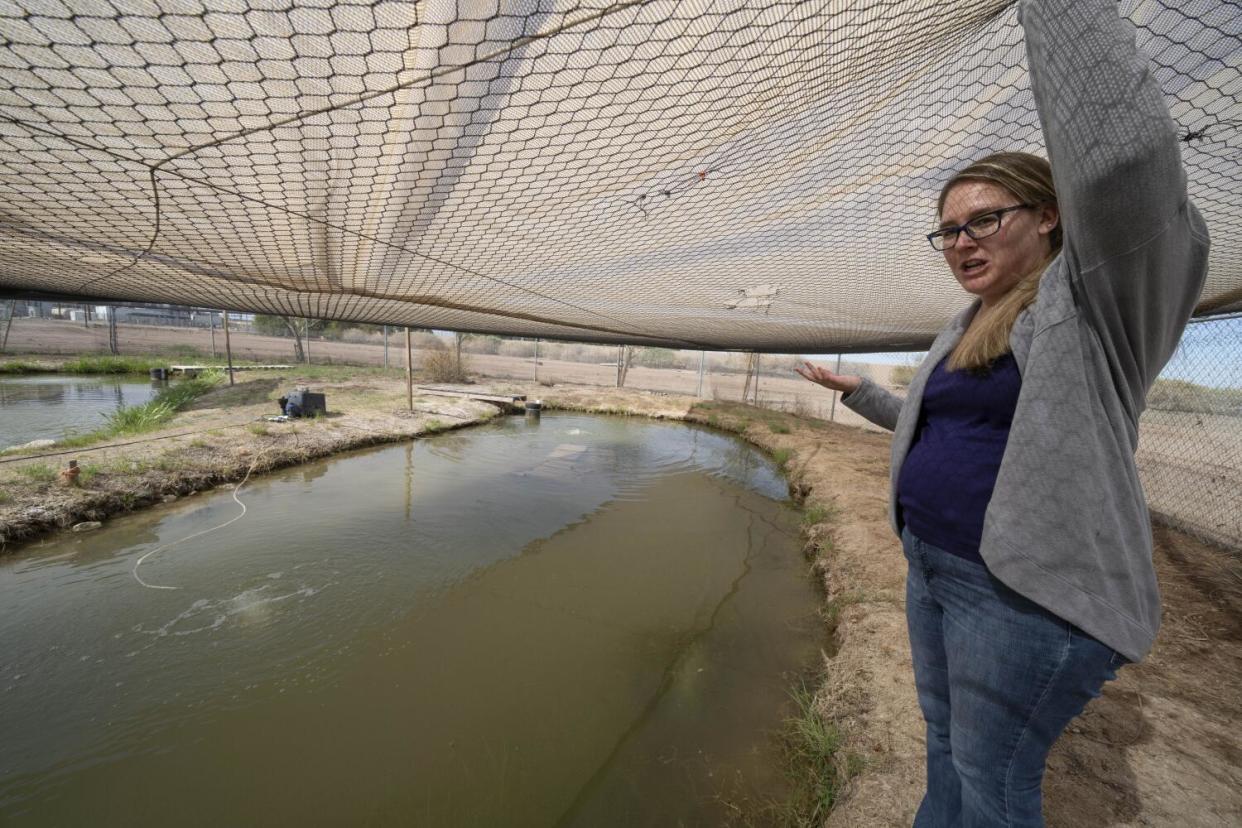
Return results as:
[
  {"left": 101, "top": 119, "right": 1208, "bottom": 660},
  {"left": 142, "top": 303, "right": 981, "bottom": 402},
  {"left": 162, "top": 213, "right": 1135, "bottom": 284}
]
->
[{"left": 795, "top": 361, "right": 862, "bottom": 395}]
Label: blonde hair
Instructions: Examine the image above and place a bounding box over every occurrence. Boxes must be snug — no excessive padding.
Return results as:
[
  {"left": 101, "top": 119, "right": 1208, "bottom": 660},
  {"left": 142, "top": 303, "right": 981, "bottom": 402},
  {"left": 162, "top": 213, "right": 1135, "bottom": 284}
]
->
[{"left": 938, "top": 152, "right": 1061, "bottom": 372}]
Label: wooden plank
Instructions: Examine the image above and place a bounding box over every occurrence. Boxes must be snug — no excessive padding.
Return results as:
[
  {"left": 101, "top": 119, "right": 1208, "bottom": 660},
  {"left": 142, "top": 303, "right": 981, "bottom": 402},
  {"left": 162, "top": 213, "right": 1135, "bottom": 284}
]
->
[
  {"left": 415, "top": 386, "right": 527, "bottom": 406},
  {"left": 168, "top": 364, "right": 291, "bottom": 373}
]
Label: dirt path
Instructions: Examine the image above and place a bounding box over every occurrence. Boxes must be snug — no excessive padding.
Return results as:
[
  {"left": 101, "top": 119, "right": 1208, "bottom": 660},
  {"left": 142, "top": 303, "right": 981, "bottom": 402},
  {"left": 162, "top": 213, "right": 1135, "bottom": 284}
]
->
[{"left": 1, "top": 372, "right": 1238, "bottom": 826}]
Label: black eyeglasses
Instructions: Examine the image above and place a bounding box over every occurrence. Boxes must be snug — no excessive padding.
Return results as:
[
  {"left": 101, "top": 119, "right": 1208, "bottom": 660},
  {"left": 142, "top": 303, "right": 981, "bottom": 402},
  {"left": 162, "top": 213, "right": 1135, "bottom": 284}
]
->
[{"left": 926, "top": 204, "right": 1033, "bottom": 251}]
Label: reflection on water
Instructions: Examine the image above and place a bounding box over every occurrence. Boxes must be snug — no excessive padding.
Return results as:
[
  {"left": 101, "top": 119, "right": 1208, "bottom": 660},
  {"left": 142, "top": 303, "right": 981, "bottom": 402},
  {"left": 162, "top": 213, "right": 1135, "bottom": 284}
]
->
[
  {"left": 0, "top": 374, "right": 165, "bottom": 447},
  {"left": 0, "top": 414, "right": 822, "bottom": 826}
]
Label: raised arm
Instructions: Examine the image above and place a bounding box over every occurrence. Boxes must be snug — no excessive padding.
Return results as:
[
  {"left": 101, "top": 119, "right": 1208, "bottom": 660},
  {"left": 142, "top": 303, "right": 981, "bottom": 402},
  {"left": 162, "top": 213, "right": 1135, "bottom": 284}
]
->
[
  {"left": 797, "top": 361, "right": 903, "bottom": 432},
  {"left": 1020, "top": 0, "right": 1210, "bottom": 411}
]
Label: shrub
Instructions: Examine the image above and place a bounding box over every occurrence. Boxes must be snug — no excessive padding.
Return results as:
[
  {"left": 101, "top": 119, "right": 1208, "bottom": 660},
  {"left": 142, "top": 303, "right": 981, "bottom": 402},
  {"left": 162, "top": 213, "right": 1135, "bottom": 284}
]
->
[
  {"left": 498, "top": 339, "right": 536, "bottom": 358},
  {"left": 464, "top": 335, "right": 503, "bottom": 355},
  {"left": 421, "top": 348, "right": 470, "bottom": 383},
  {"left": 634, "top": 347, "right": 678, "bottom": 369},
  {"left": 890, "top": 364, "right": 917, "bottom": 387},
  {"left": 1147, "top": 378, "right": 1242, "bottom": 414}
]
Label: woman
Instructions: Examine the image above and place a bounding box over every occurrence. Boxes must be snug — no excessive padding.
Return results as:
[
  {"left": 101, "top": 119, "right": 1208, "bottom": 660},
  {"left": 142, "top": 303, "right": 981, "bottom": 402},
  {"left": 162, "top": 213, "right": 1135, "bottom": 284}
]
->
[{"left": 797, "top": 0, "right": 1210, "bottom": 825}]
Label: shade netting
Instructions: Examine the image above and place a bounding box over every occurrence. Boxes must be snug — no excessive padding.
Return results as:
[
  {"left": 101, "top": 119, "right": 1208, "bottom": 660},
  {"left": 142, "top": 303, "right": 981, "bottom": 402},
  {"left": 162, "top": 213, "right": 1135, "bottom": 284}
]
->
[{"left": 1, "top": 0, "right": 1239, "bottom": 351}]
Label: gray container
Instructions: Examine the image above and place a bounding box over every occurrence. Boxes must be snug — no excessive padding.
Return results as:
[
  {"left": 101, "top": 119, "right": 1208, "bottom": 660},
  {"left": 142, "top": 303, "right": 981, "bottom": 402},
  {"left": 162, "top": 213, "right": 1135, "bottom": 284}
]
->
[{"left": 285, "top": 388, "right": 327, "bottom": 417}]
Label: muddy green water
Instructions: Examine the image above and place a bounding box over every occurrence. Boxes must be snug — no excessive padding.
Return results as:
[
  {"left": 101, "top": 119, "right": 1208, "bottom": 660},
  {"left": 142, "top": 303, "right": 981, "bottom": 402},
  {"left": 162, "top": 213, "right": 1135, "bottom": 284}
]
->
[
  {"left": 0, "top": 414, "right": 822, "bottom": 826},
  {"left": 0, "top": 374, "right": 165, "bottom": 448}
]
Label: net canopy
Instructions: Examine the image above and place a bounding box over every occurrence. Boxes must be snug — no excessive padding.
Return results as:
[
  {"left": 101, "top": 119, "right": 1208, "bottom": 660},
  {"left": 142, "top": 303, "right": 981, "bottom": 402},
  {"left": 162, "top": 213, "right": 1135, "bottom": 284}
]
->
[{"left": 1, "top": 0, "right": 1239, "bottom": 352}]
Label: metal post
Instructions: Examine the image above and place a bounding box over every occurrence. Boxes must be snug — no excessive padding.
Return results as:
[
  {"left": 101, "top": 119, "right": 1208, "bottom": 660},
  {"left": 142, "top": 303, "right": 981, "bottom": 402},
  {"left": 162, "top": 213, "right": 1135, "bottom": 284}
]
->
[
  {"left": 697, "top": 351, "right": 705, "bottom": 397},
  {"left": 405, "top": 326, "right": 413, "bottom": 411},
  {"left": 304, "top": 318, "right": 311, "bottom": 364},
  {"left": 383, "top": 325, "right": 389, "bottom": 369},
  {"left": 223, "top": 310, "right": 235, "bottom": 386},
  {"left": 533, "top": 338, "right": 539, "bottom": 383},
  {"left": 1, "top": 299, "right": 16, "bottom": 353},
  {"left": 829, "top": 354, "right": 842, "bottom": 422},
  {"left": 210, "top": 311, "right": 217, "bottom": 358},
  {"left": 107, "top": 306, "right": 118, "bottom": 354},
  {"left": 753, "top": 353, "right": 761, "bottom": 405}
]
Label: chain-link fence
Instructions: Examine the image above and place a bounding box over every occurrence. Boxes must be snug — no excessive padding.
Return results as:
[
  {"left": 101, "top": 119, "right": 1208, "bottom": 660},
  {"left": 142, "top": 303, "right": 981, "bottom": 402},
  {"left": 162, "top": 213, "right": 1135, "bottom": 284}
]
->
[
  {"left": 2, "top": 302, "right": 1237, "bottom": 549},
  {"left": 1137, "top": 315, "right": 1242, "bottom": 551}
]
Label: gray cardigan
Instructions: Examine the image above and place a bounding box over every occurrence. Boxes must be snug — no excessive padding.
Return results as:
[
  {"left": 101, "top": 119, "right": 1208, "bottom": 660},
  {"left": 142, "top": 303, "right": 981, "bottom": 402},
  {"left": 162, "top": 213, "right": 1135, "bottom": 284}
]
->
[{"left": 844, "top": 0, "right": 1210, "bottom": 662}]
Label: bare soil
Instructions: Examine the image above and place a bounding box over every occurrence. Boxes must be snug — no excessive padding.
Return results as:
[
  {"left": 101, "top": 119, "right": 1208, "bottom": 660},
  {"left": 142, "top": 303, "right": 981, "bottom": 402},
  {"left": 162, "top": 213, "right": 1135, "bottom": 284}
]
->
[{"left": 0, "top": 350, "right": 1238, "bottom": 826}]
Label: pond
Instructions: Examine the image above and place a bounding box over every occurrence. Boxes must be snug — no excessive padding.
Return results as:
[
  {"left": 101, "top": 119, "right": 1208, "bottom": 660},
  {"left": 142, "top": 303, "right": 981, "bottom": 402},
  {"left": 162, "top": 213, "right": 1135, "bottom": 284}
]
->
[
  {"left": 0, "top": 374, "right": 166, "bottom": 449},
  {"left": 0, "top": 413, "right": 823, "bottom": 826}
]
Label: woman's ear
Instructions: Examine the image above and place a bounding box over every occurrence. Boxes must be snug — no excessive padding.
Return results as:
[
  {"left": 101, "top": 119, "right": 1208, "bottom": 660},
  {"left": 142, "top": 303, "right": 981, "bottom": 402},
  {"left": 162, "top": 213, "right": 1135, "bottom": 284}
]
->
[{"left": 1038, "top": 203, "right": 1060, "bottom": 236}]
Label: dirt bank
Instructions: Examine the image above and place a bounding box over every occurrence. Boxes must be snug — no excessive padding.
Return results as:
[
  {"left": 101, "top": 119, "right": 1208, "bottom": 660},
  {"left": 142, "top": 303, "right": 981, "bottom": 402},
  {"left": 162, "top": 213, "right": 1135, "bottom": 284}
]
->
[
  {"left": 0, "top": 372, "right": 501, "bottom": 547},
  {"left": 527, "top": 385, "right": 1242, "bottom": 827},
  {"left": 1, "top": 373, "right": 1238, "bottom": 826}
]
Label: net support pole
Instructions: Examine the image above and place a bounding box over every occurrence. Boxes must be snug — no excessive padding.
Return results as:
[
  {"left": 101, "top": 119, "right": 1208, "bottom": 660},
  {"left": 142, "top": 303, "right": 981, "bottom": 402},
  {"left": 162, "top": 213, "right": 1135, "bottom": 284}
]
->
[
  {"left": 209, "top": 312, "right": 217, "bottom": 358},
  {"left": 753, "top": 353, "right": 760, "bottom": 405},
  {"left": 829, "top": 354, "right": 842, "bottom": 422},
  {"left": 697, "top": 351, "right": 705, "bottom": 397},
  {"left": 223, "top": 310, "right": 234, "bottom": 386},
  {"left": 405, "top": 326, "right": 413, "bottom": 412},
  {"left": 383, "top": 325, "right": 388, "bottom": 369},
  {"left": 0, "top": 299, "right": 16, "bottom": 353},
  {"left": 304, "top": 318, "right": 311, "bottom": 364},
  {"left": 533, "top": 338, "right": 540, "bottom": 383}
]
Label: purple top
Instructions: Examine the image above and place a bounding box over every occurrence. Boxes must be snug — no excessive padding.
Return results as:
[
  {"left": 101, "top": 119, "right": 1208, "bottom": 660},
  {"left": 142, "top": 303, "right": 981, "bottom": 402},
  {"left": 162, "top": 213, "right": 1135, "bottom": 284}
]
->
[{"left": 897, "top": 353, "right": 1021, "bottom": 564}]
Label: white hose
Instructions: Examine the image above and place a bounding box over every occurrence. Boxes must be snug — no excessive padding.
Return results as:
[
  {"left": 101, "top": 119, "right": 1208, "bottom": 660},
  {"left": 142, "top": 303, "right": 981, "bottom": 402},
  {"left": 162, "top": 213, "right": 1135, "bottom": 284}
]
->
[{"left": 131, "top": 453, "right": 264, "bottom": 590}]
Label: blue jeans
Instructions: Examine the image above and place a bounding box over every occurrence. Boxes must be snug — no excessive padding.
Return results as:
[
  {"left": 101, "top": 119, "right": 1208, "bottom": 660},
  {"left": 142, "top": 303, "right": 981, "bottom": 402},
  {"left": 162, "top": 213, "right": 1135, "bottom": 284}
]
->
[{"left": 902, "top": 527, "right": 1126, "bottom": 827}]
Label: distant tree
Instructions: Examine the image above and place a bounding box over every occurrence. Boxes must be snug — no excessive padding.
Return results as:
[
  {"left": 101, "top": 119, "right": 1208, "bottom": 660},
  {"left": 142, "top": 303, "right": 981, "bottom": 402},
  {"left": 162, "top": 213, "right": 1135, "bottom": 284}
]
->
[{"left": 634, "top": 347, "right": 678, "bottom": 369}]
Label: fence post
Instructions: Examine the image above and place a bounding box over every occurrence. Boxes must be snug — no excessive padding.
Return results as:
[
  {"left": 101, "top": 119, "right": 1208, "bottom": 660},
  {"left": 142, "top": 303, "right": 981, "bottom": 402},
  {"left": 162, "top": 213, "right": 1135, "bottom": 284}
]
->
[
  {"left": 533, "top": 338, "right": 540, "bottom": 383},
  {"left": 223, "top": 310, "right": 234, "bottom": 386},
  {"left": 405, "top": 326, "right": 413, "bottom": 411},
  {"left": 745, "top": 352, "right": 755, "bottom": 404},
  {"left": 0, "top": 299, "right": 15, "bottom": 353},
  {"left": 210, "top": 311, "right": 217, "bottom": 358},
  {"left": 697, "top": 351, "right": 705, "bottom": 397},
  {"left": 383, "top": 325, "right": 389, "bottom": 369}
]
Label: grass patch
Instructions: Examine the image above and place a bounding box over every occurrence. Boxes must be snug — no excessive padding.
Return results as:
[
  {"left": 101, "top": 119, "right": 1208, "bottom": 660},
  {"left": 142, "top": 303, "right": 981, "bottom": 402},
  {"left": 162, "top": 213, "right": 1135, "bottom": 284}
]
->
[
  {"left": 247, "top": 422, "right": 271, "bottom": 437},
  {"left": 13, "top": 464, "right": 57, "bottom": 485},
  {"left": 768, "top": 421, "right": 791, "bottom": 434},
  {"left": 775, "top": 682, "right": 851, "bottom": 825},
  {"left": 772, "top": 448, "right": 792, "bottom": 467},
  {"left": 51, "top": 372, "right": 223, "bottom": 449},
  {"left": 59, "top": 355, "right": 171, "bottom": 375},
  {"left": 0, "top": 360, "right": 50, "bottom": 375},
  {"left": 0, "top": 489, "right": 11, "bottom": 504},
  {"left": 108, "top": 374, "right": 222, "bottom": 436},
  {"left": 801, "top": 503, "right": 833, "bottom": 527}
]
